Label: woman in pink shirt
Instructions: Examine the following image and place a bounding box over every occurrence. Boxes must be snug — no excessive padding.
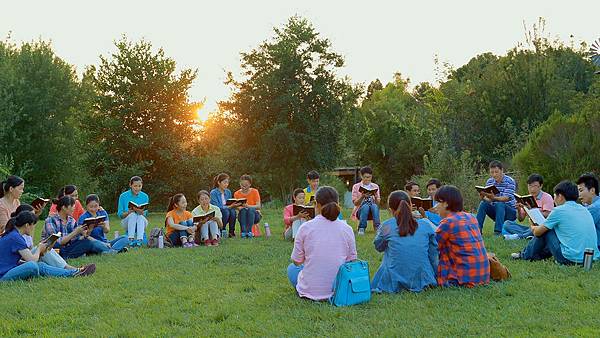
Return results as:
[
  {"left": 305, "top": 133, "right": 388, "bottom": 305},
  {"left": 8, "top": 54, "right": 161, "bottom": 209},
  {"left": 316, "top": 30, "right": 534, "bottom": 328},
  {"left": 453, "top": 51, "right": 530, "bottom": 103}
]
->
[
  {"left": 283, "top": 188, "right": 311, "bottom": 241},
  {"left": 287, "top": 186, "right": 357, "bottom": 301}
]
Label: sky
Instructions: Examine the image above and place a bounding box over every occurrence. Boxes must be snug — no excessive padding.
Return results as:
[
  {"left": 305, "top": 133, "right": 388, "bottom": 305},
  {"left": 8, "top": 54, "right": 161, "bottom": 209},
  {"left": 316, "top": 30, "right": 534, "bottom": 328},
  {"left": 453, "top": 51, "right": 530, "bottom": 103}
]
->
[{"left": 2, "top": 1, "right": 598, "bottom": 116}]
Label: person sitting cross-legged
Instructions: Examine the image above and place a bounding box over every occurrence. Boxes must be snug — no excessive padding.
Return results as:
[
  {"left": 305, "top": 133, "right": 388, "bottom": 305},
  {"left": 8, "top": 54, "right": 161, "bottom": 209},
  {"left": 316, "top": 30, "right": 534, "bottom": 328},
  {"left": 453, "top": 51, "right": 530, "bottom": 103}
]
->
[
  {"left": 502, "top": 173, "right": 554, "bottom": 240},
  {"left": 476, "top": 160, "right": 517, "bottom": 235},
  {"left": 511, "top": 181, "right": 600, "bottom": 264}
]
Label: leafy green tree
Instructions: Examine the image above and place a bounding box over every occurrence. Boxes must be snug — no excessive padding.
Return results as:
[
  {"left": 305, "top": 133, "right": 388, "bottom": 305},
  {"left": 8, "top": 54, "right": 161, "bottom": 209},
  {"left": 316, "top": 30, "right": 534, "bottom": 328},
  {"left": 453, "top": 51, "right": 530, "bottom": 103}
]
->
[
  {"left": 220, "top": 16, "right": 361, "bottom": 199},
  {"left": 85, "top": 37, "right": 201, "bottom": 209}
]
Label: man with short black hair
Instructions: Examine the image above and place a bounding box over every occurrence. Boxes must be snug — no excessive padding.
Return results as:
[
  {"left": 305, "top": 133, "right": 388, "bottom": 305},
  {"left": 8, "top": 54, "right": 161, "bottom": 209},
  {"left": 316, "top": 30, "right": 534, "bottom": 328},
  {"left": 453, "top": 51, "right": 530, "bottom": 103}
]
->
[
  {"left": 303, "top": 170, "right": 320, "bottom": 205},
  {"left": 576, "top": 173, "right": 600, "bottom": 250},
  {"left": 476, "top": 160, "right": 517, "bottom": 234},
  {"left": 512, "top": 181, "right": 600, "bottom": 264}
]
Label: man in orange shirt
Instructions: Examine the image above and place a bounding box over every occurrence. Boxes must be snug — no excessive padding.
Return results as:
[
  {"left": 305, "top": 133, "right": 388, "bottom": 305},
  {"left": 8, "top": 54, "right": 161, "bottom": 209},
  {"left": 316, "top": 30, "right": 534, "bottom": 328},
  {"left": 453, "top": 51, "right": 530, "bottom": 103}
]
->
[{"left": 234, "top": 175, "right": 262, "bottom": 238}]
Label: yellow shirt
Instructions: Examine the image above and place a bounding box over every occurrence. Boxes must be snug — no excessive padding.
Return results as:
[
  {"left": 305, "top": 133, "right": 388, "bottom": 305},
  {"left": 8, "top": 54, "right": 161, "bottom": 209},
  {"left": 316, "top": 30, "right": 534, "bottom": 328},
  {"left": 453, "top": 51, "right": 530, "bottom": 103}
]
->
[{"left": 303, "top": 186, "right": 316, "bottom": 205}]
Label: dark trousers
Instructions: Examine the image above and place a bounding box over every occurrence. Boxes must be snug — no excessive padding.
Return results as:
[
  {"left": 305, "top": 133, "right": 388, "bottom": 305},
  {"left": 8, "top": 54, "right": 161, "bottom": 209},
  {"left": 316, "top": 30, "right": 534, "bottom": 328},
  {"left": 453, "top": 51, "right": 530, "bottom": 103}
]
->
[{"left": 522, "top": 229, "right": 573, "bottom": 265}]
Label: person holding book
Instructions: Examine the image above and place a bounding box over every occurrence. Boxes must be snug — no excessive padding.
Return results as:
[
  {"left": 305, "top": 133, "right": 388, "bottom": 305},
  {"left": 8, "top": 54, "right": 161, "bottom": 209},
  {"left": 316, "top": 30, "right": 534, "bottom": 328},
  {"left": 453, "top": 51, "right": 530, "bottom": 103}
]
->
[
  {"left": 577, "top": 173, "right": 600, "bottom": 250},
  {"left": 287, "top": 186, "right": 357, "bottom": 301},
  {"left": 210, "top": 173, "right": 237, "bottom": 238},
  {"left": 283, "top": 188, "right": 311, "bottom": 241},
  {"left": 476, "top": 160, "right": 517, "bottom": 234},
  {"left": 433, "top": 185, "right": 490, "bottom": 287},
  {"left": 372, "top": 190, "right": 438, "bottom": 293},
  {"left": 0, "top": 175, "right": 45, "bottom": 234},
  {"left": 9, "top": 204, "right": 83, "bottom": 272},
  {"left": 303, "top": 170, "right": 320, "bottom": 205},
  {"left": 502, "top": 174, "right": 554, "bottom": 240},
  {"left": 78, "top": 194, "right": 129, "bottom": 252},
  {"left": 49, "top": 185, "right": 85, "bottom": 221},
  {"left": 424, "top": 179, "right": 442, "bottom": 226},
  {"left": 511, "top": 181, "right": 600, "bottom": 264},
  {"left": 233, "top": 175, "right": 262, "bottom": 238},
  {"left": 165, "top": 193, "right": 198, "bottom": 248},
  {"left": 43, "top": 196, "right": 116, "bottom": 259},
  {"left": 117, "top": 176, "right": 150, "bottom": 247},
  {"left": 0, "top": 211, "right": 95, "bottom": 281},
  {"left": 405, "top": 181, "right": 426, "bottom": 219},
  {"left": 351, "top": 166, "right": 381, "bottom": 235},
  {"left": 192, "top": 190, "right": 223, "bottom": 246}
]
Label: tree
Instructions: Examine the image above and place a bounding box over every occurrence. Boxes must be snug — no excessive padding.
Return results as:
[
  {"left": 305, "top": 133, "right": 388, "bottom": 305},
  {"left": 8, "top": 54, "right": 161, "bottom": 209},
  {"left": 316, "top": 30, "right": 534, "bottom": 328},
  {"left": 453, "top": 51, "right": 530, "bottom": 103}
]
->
[
  {"left": 366, "top": 79, "right": 383, "bottom": 99},
  {"left": 85, "top": 37, "right": 201, "bottom": 209},
  {"left": 219, "top": 16, "right": 361, "bottom": 199}
]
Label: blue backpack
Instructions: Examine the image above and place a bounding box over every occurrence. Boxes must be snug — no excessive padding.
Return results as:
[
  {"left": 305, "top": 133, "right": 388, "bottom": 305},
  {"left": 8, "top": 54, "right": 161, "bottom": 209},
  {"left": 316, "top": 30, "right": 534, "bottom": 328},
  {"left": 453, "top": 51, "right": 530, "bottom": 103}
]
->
[{"left": 329, "top": 260, "right": 371, "bottom": 306}]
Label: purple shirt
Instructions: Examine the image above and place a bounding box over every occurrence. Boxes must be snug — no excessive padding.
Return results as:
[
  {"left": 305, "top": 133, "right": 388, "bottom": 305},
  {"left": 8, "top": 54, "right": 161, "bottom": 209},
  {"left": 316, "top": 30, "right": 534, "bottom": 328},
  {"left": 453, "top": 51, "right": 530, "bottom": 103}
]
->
[{"left": 291, "top": 215, "right": 357, "bottom": 300}]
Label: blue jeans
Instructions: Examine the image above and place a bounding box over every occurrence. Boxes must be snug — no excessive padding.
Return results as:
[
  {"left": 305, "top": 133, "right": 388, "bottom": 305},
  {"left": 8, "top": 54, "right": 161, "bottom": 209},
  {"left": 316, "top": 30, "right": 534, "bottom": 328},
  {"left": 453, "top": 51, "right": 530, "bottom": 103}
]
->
[
  {"left": 522, "top": 229, "right": 572, "bottom": 265},
  {"left": 287, "top": 263, "right": 303, "bottom": 288},
  {"left": 0, "top": 261, "right": 76, "bottom": 281},
  {"left": 502, "top": 220, "right": 533, "bottom": 238},
  {"left": 239, "top": 208, "right": 261, "bottom": 234},
  {"left": 358, "top": 203, "right": 380, "bottom": 230},
  {"left": 221, "top": 207, "right": 237, "bottom": 234},
  {"left": 108, "top": 236, "right": 130, "bottom": 251},
  {"left": 60, "top": 238, "right": 115, "bottom": 259},
  {"left": 476, "top": 201, "right": 517, "bottom": 233}
]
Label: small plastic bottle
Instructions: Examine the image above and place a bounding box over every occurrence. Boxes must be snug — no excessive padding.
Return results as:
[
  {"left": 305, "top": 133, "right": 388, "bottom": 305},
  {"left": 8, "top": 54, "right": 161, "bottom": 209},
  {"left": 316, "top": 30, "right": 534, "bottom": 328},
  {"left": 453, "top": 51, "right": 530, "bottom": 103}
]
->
[
  {"left": 221, "top": 229, "right": 227, "bottom": 239},
  {"left": 264, "top": 223, "right": 271, "bottom": 238},
  {"left": 158, "top": 235, "right": 164, "bottom": 249}
]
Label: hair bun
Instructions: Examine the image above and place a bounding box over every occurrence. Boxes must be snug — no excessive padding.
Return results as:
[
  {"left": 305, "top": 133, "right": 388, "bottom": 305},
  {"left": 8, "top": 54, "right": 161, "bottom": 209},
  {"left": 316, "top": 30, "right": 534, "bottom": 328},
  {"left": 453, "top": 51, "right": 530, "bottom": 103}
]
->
[{"left": 321, "top": 201, "right": 340, "bottom": 221}]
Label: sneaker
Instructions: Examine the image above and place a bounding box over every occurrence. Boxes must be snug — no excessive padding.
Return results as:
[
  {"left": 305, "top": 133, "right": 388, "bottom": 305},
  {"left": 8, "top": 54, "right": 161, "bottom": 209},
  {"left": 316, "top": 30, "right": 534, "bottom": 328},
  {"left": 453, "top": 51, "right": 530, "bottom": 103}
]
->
[
  {"left": 510, "top": 252, "right": 523, "bottom": 260},
  {"left": 136, "top": 240, "right": 143, "bottom": 247},
  {"left": 241, "top": 232, "right": 247, "bottom": 239},
  {"left": 503, "top": 234, "right": 520, "bottom": 241},
  {"left": 358, "top": 228, "right": 365, "bottom": 236},
  {"left": 211, "top": 239, "right": 219, "bottom": 246},
  {"left": 192, "top": 242, "right": 200, "bottom": 247},
  {"left": 247, "top": 232, "right": 254, "bottom": 238},
  {"left": 204, "top": 240, "right": 212, "bottom": 246},
  {"left": 128, "top": 239, "right": 135, "bottom": 246},
  {"left": 525, "top": 235, "right": 534, "bottom": 240},
  {"left": 183, "top": 242, "right": 194, "bottom": 248},
  {"left": 74, "top": 264, "right": 96, "bottom": 277},
  {"left": 119, "top": 247, "right": 129, "bottom": 253}
]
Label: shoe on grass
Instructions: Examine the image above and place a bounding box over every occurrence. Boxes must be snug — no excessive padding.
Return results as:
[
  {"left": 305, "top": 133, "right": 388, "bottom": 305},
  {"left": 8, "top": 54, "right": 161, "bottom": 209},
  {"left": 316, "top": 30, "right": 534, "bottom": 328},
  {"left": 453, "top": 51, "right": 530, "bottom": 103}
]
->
[
  {"left": 358, "top": 228, "right": 365, "bottom": 236},
  {"left": 247, "top": 232, "right": 254, "bottom": 238},
  {"left": 510, "top": 252, "right": 523, "bottom": 260},
  {"left": 204, "top": 240, "right": 212, "bottom": 246},
  {"left": 74, "top": 264, "right": 96, "bottom": 277},
  {"left": 503, "top": 234, "right": 520, "bottom": 241},
  {"left": 211, "top": 239, "right": 219, "bottom": 246},
  {"left": 241, "top": 232, "right": 247, "bottom": 238}
]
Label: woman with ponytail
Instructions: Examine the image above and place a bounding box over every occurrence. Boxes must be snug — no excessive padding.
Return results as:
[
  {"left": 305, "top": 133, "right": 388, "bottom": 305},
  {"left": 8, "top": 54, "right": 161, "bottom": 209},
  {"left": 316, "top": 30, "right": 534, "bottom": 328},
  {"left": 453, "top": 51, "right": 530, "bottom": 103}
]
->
[
  {"left": 0, "top": 175, "right": 46, "bottom": 233},
  {"left": 209, "top": 173, "right": 237, "bottom": 237},
  {"left": 0, "top": 211, "right": 95, "bottom": 281},
  {"left": 49, "top": 185, "right": 85, "bottom": 221},
  {"left": 371, "top": 190, "right": 438, "bottom": 293},
  {"left": 287, "top": 186, "right": 357, "bottom": 301}
]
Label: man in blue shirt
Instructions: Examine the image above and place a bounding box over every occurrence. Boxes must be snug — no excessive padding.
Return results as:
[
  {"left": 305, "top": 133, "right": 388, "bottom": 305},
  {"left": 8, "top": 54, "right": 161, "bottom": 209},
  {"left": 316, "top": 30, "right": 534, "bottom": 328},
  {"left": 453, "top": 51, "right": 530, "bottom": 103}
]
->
[
  {"left": 476, "top": 160, "right": 517, "bottom": 234},
  {"left": 576, "top": 173, "right": 600, "bottom": 251},
  {"left": 512, "top": 181, "right": 600, "bottom": 264}
]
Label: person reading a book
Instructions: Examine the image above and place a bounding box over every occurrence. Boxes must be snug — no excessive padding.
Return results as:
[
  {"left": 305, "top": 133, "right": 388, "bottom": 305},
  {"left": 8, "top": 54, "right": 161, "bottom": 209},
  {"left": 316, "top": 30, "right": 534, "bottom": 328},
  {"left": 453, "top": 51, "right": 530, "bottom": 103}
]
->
[
  {"left": 78, "top": 194, "right": 129, "bottom": 252},
  {"left": 351, "top": 166, "right": 381, "bottom": 235},
  {"left": 287, "top": 186, "right": 357, "bottom": 301},
  {"left": 502, "top": 174, "right": 554, "bottom": 240},
  {"left": 234, "top": 175, "right": 262, "bottom": 239},
  {"left": 303, "top": 170, "right": 320, "bottom": 205},
  {"left": 165, "top": 193, "right": 198, "bottom": 248},
  {"left": 433, "top": 185, "right": 490, "bottom": 287},
  {"left": 192, "top": 190, "right": 223, "bottom": 246},
  {"left": 476, "top": 160, "right": 517, "bottom": 234},
  {"left": 210, "top": 173, "right": 237, "bottom": 238},
  {"left": 0, "top": 175, "right": 45, "bottom": 234},
  {"left": 424, "top": 179, "right": 442, "bottom": 226},
  {"left": 117, "top": 176, "right": 150, "bottom": 247},
  {"left": 0, "top": 211, "right": 95, "bottom": 281},
  {"left": 372, "top": 190, "right": 438, "bottom": 293},
  {"left": 9, "top": 205, "right": 84, "bottom": 272},
  {"left": 283, "top": 188, "right": 311, "bottom": 241},
  {"left": 576, "top": 173, "right": 600, "bottom": 250},
  {"left": 511, "top": 181, "right": 600, "bottom": 264},
  {"left": 49, "top": 185, "right": 85, "bottom": 221},
  {"left": 43, "top": 196, "right": 116, "bottom": 259},
  {"left": 405, "top": 181, "right": 426, "bottom": 219}
]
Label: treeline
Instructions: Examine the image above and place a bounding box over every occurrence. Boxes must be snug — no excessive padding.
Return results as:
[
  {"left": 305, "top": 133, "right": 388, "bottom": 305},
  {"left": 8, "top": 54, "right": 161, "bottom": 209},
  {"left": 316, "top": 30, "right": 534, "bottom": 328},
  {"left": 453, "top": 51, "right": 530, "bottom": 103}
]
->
[{"left": 1, "top": 17, "right": 599, "bottom": 212}]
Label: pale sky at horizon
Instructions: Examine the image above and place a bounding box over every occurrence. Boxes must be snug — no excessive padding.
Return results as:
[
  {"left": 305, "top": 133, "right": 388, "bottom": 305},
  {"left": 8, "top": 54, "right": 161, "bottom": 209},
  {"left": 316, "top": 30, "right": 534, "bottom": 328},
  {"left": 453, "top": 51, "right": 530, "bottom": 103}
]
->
[{"left": 2, "top": 1, "right": 598, "bottom": 114}]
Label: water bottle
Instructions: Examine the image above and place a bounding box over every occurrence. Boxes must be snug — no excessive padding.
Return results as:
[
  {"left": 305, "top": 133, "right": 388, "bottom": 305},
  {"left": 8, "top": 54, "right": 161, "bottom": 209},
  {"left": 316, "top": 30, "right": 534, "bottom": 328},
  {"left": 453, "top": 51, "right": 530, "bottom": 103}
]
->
[
  {"left": 221, "top": 229, "right": 227, "bottom": 239},
  {"left": 583, "top": 248, "right": 594, "bottom": 271},
  {"left": 158, "top": 235, "right": 164, "bottom": 249},
  {"left": 264, "top": 223, "right": 271, "bottom": 238},
  {"left": 114, "top": 231, "right": 119, "bottom": 239}
]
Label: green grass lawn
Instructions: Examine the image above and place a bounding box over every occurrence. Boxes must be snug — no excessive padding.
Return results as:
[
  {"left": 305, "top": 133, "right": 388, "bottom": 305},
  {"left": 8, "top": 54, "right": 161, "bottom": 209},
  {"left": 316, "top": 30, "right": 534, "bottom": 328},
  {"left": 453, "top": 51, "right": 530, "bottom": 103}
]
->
[{"left": 1, "top": 207, "right": 599, "bottom": 336}]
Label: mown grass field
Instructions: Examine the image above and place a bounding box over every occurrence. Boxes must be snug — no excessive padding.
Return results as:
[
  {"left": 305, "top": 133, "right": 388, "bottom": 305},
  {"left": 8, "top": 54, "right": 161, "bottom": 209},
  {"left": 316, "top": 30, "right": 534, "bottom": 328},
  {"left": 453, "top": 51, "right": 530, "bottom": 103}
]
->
[{"left": 1, "top": 207, "right": 599, "bottom": 337}]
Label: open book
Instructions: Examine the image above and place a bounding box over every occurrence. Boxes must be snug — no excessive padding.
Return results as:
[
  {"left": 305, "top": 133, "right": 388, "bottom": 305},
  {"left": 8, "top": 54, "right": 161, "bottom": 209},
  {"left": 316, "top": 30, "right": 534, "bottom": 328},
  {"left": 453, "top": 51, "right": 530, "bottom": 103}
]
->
[
  {"left": 524, "top": 207, "right": 546, "bottom": 225},
  {"left": 411, "top": 197, "right": 433, "bottom": 210},
  {"left": 44, "top": 232, "right": 61, "bottom": 248},
  {"left": 31, "top": 197, "right": 50, "bottom": 209},
  {"left": 129, "top": 201, "right": 149, "bottom": 210},
  {"left": 359, "top": 186, "right": 378, "bottom": 195},
  {"left": 82, "top": 215, "right": 107, "bottom": 228},
  {"left": 293, "top": 205, "right": 316, "bottom": 219},
  {"left": 475, "top": 185, "right": 500, "bottom": 195},
  {"left": 226, "top": 198, "right": 247, "bottom": 206},
  {"left": 514, "top": 194, "right": 537, "bottom": 209},
  {"left": 193, "top": 211, "right": 215, "bottom": 224}
]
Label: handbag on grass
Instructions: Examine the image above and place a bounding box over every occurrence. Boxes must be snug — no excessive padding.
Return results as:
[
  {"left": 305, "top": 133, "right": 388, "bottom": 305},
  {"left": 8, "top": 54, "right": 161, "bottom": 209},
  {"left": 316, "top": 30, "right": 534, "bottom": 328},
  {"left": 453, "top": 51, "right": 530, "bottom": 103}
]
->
[
  {"left": 251, "top": 224, "right": 262, "bottom": 237},
  {"left": 488, "top": 252, "right": 511, "bottom": 281},
  {"left": 329, "top": 260, "right": 371, "bottom": 307}
]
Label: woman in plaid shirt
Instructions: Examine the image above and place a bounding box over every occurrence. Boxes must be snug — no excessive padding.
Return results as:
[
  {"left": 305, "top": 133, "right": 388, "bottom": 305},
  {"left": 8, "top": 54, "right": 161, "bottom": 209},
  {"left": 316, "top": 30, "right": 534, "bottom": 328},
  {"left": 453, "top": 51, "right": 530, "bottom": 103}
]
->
[{"left": 433, "top": 185, "right": 490, "bottom": 287}]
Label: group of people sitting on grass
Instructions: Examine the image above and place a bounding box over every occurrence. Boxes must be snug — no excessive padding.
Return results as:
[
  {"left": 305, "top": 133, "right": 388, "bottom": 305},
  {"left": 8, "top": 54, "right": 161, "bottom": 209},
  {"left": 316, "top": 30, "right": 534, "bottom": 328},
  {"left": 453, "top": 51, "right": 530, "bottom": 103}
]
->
[{"left": 285, "top": 163, "right": 600, "bottom": 301}]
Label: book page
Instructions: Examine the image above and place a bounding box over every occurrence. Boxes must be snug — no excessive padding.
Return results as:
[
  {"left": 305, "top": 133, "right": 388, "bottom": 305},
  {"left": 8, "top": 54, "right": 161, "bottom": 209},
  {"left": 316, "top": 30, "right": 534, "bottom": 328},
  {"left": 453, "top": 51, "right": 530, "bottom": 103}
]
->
[{"left": 525, "top": 207, "right": 546, "bottom": 225}]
